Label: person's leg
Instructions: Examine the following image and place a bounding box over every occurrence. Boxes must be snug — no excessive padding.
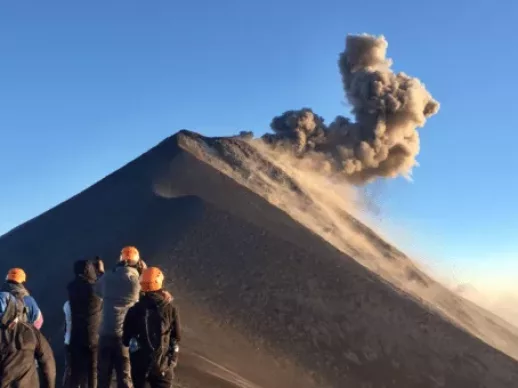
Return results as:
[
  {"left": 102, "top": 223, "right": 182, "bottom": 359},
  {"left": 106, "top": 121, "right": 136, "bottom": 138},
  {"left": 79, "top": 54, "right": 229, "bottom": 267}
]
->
[
  {"left": 88, "top": 346, "right": 98, "bottom": 388},
  {"left": 79, "top": 346, "right": 94, "bottom": 387},
  {"left": 113, "top": 337, "right": 133, "bottom": 388},
  {"left": 69, "top": 345, "right": 83, "bottom": 387},
  {"left": 148, "top": 368, "right": 174, "bottom": 388},
  {"left": 62, "top": 345, "right": 72, "bottom": 387},
  {"left": 97, "top": 337, "right": 115, "bottom": 388},
  {"left": 130, "top": 352, "right": 154, "bottom": 388}
]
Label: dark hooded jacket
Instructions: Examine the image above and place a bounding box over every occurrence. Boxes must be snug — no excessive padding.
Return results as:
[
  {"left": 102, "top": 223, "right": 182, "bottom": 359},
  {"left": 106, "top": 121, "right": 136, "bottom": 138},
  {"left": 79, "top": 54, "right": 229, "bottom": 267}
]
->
[
  {"left": 122, "top": 290, "right": 181, "bottom": 373},
  {"left": 67, "top": 260, "right": 103, "bottom": 348},
  {"left": 0, "top": 292, "right": 56, "bottom": 388}
]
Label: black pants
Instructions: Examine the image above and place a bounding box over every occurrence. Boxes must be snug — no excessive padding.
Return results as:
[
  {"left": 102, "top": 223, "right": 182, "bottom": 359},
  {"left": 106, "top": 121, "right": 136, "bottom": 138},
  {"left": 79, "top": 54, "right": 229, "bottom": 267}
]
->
[
  {"left": 130, "top": 353, "right": 174, "bottom": 388},
  {"left": 131, "top": 369, "right": 174, "bottom": 388},
  {"left": 68, "top": 345, "right": 97, "bottom": 388},
  {"left": 97, "top": 336, "right": 132, "bottom": 388},
  {"left": 62, "top": 345, "right": 72, "bottom": 387}
]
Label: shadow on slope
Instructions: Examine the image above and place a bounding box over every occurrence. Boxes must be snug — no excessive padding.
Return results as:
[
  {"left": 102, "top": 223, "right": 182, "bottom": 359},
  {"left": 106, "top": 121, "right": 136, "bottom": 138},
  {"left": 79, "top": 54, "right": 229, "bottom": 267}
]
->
[{"left": 0, "top": 131, "right": 517, "bottom": 387}]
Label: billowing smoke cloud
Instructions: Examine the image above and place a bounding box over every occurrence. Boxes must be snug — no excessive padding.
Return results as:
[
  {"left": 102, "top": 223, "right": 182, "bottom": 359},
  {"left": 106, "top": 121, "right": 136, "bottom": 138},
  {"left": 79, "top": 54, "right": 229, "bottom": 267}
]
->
[{"left": 262, "top": 34, "right": 440, "bottom": 184}]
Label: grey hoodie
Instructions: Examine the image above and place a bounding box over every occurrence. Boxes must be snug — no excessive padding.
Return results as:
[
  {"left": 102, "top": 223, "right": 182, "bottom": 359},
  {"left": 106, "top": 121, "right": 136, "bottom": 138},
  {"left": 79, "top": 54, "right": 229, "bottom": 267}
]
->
[{"left": 95, "top": 265, "right": 140, "bottom": 337}]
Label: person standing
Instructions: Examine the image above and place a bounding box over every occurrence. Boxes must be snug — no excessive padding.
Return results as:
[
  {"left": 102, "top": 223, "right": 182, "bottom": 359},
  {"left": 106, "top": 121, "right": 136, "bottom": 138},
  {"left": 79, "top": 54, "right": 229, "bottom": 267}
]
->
[
  {"left": 0, "top": 291, "right": 56, "bottom": 388},
  {"left": 123, "top": 267, "right": 181, "bottom": 388},
  {"left": 95, "top": 246, "right": 144, "bottom": 388},
  {"left": 2, "top": 268, "right": 44, "bottom": 329},
  {"left": 66, "top": 259, "right": 103, "bottom": 387}
]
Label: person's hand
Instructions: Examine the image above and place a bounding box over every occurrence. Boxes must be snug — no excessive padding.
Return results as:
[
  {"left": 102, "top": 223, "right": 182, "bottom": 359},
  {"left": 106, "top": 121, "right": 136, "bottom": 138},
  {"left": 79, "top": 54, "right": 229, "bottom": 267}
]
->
[
  {"left": 95, "top": 258, "right": 105, "bottom": 275},
  {"left": 169, "top": 345, "right": 179, "bottom": 369},
  {"left": 161, "top": 290, "right": 173, "bottom": 302},
  {"left": 136, "top": 259, "right": 147, "bottom": 275}
]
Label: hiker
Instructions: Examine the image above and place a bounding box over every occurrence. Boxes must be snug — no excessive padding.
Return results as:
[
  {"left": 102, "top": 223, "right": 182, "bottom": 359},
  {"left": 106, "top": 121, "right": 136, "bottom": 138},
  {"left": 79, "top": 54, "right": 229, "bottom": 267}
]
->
[
  {"left": 0, "top": 291, "right": 56, "bottom": 388},
  {"left": 95, "top": 246, "right": 146, "bottom": 388},
  {"left": 123, "top": 267, "right": 181, "bottom": 388},
  {"left": 2, "top": 268, "right": 44, "bottom": 329},
  {"left": 65, "top": 259, "right": 104, "bottom": 388}
]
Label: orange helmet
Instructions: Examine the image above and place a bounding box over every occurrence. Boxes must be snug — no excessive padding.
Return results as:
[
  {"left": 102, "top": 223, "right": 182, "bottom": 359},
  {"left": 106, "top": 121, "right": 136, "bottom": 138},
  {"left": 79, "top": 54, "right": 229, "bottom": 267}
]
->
[
  {"left": 120, "top": 246, "right": 140, "bottom": 265},
  {"left": 6, "top": 268, "right": 26, "bottom": 284},
  {"left": 139, "top": 267, "right": 164, "bottom": 292}
]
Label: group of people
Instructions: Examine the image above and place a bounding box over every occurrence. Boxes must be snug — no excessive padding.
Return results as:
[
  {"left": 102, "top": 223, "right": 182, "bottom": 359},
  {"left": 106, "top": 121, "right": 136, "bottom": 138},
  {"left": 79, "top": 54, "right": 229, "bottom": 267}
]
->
[{"left": 0, "top": 246, "right": 182, "bottom": 388}]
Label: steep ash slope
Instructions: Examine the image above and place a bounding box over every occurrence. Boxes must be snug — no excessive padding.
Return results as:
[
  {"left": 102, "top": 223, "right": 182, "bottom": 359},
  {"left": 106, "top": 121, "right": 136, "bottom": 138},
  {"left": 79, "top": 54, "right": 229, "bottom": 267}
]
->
[
  {"left": 0, "top": 131, "right": 517, "bottom": 387},
  {"left": 182, "top": 131, "right": 518, "bottom": 360}
]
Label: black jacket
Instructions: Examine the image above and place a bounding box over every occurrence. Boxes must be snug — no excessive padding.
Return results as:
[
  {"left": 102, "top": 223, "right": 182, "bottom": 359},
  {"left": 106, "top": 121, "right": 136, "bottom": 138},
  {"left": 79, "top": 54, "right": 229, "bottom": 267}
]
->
[
  {"left": 67, "top": 260, "right": 103, "bottom": 348},
  {"left": 122, "top": 290, "right": 181, "bottom": 372},
  {"left": 0, "top": 294, "right": 56, "bottom": 388}
]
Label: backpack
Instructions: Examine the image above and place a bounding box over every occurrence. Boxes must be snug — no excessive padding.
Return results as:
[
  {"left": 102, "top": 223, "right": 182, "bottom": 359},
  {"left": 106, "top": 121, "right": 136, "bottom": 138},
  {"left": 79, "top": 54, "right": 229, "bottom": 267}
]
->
[
  {"left": 0, "top": 294, "right": 32, "bottom": 361},
  {"left": 0, "top": 293, "right": 27, "bottom": 328},
  {"left": 9, "top": 295, "right": 29, "bottom": 324},
  {"left": 132, "top": 301, "right": 172, "bottom": 374},
  {"left": 1, "top": 286, "right": 30, "bottom": 324}
]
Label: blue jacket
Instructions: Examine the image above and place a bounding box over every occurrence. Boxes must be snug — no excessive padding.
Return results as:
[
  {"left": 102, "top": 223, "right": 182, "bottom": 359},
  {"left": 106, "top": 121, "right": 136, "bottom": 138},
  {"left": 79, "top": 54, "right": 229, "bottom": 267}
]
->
[{"left": 0, "top": 283, "right": 43, "bottom": 329}]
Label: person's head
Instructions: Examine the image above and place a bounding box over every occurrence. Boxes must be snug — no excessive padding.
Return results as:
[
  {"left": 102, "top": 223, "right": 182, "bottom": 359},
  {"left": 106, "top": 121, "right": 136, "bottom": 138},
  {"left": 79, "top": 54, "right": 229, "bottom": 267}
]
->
[
  {"left": 139, "top": 267, "right": 164, "bottom": 293},
  {"left": 120, "top": 246, "right": 148, "bottom": 275},
  {"left": 73, "top": 260, "right": 97, "bottom": 283},
  {"left": 5, "top": 268, "right": 26, "bottom": 284},
  {"left": 119, "top": 246, "right": 140, "bottom": 267}
]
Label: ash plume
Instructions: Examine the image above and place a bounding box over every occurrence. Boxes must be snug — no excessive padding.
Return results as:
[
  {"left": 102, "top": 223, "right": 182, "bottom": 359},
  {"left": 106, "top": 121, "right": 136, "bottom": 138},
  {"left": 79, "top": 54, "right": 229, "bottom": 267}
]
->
[{"left": 262, "top": 33, "right": 440, "bottom": 184}]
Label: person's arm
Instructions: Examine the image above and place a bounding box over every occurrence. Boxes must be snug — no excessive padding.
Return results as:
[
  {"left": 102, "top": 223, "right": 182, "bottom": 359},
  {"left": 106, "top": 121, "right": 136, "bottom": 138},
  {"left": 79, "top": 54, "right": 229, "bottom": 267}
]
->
[
  {"left": 172, "top": 306, "right": 181, "bottom": 344},
  {"left": 122, "top": 305, "right": 137, "bottom": 347},
  {"left": 168, "top": 305, "right": 181, "bottom": 367},
  {"left": 136, "top": 259, "right": 147, "bottom": 275},
  {"left": 35, "top": 329, "right": 57, "bottom": 388},
  {"left": 24, "top": 296, "right": 43, "bottom": 329},
  {"left": 63, "top": 301, "right": 72, "bottom": 345},
  {"left": 94, "top": 257, "right": 105, "bottom": 277},
  {"left": 33, "top": 309, "right": 43, "bottom": 330},
  {"left": 94, "top": 273, "right": 105, "bottom": 298},
  {"left": 127, "top": 272, "right": 141, "bottom": 307}
]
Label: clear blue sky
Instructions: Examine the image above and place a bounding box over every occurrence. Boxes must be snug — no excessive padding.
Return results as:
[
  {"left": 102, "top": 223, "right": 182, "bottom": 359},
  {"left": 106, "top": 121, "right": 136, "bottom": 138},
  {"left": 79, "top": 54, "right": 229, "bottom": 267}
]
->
[{"left": 1, "top": 0, "right": 517, "bottom": 289}]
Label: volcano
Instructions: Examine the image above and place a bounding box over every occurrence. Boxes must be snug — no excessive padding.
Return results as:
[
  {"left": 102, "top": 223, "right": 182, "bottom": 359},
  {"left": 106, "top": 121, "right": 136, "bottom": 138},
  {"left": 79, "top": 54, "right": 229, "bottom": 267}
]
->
[{"left": 1, "top": 130, "right": 518, "bottom": 388}]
